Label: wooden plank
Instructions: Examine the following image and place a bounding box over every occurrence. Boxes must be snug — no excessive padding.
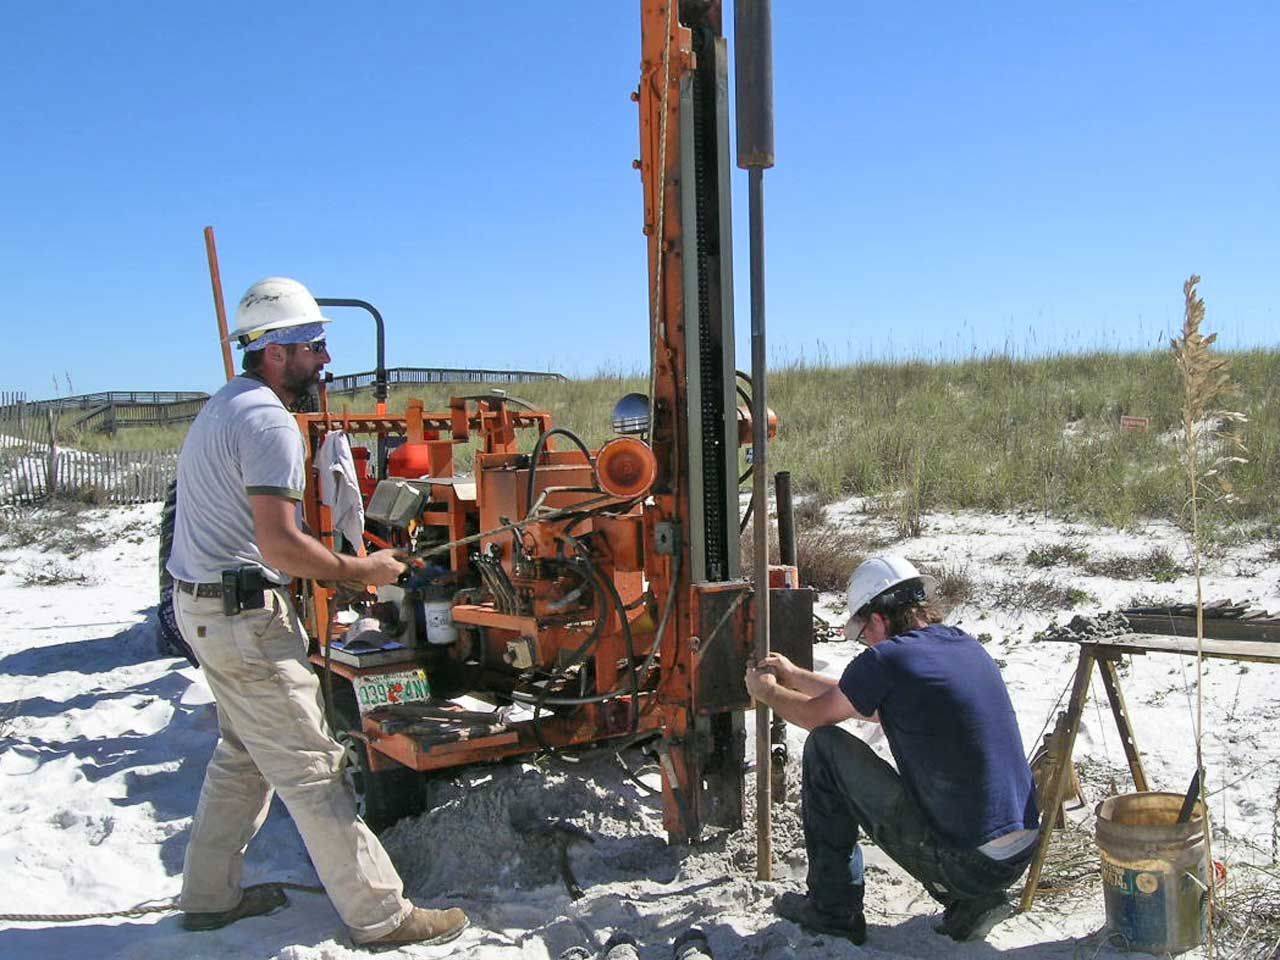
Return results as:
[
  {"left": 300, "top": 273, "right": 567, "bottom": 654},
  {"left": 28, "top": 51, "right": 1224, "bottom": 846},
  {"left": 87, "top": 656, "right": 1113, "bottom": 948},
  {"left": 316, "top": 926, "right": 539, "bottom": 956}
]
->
[
  {"left": 1020, "top": 649, "right": 1097, "bottom": 911},
  {"left": 1097, "top": 658, "right": 1149, "bottom": 792},
  {"left": 1124, "top": 613, "right": 1280, "bottom": 644},
  {"left": 24, "top": 454, "right": 38, "bottom": 500},
  {"left": 1040, "top": 632, "right": 1280, "bottom": 665}
]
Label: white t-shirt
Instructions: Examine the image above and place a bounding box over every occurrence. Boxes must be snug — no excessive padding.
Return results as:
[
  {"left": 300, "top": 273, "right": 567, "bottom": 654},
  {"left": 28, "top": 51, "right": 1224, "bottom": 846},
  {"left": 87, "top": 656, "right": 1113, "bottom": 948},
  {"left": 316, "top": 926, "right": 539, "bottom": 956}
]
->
[{"left": 166, "top": 376, "right": 306, "bottom": 586}]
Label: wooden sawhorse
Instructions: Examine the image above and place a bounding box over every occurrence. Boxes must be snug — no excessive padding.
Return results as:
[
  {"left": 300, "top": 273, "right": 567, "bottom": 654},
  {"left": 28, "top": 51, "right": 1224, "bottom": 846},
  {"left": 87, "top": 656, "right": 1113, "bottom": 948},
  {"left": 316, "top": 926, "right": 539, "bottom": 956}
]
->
[{"left": 1019, "top": 631, "right": 1280, "bottom": 911}]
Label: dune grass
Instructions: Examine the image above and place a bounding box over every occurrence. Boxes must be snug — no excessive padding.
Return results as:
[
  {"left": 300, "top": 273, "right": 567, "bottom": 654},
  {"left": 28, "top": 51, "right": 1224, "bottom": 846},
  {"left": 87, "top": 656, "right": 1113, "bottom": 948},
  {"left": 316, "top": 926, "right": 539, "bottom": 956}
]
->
[
  {"left": 55, "top": 349, "right": 1280, "bottom": 531},
  {"left": 767, "top": 348, "right": 1279, "bottom": 531},
  {"left": 65, "top": 424, "right": 191, "bottom": 453}
]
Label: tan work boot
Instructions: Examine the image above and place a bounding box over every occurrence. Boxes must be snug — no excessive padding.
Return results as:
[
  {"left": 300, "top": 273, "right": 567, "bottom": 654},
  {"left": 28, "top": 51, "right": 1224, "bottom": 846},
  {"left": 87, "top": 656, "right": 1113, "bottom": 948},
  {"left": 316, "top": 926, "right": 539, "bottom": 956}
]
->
[{"left": 364, "top": 906, "right": 469, "bottom": 949}]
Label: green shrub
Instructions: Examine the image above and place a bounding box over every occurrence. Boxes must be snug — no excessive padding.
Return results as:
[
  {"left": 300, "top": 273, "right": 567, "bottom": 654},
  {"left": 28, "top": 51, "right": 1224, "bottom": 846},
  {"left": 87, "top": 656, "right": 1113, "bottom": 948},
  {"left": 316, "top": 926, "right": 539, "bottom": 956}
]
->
[{"left": 1026, "top": 542, "right": 1089, "bottom": 569}]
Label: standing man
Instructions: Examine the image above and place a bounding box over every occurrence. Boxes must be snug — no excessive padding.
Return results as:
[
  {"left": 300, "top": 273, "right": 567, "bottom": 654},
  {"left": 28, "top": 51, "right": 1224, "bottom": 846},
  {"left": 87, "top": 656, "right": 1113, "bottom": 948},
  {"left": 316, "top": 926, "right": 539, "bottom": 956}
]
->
[
  {"left": 168, "top": 277, "right": 468, "bottom": 948},
  {"left": 746, "top": 555, "right": 1038, "bottom": 944}
]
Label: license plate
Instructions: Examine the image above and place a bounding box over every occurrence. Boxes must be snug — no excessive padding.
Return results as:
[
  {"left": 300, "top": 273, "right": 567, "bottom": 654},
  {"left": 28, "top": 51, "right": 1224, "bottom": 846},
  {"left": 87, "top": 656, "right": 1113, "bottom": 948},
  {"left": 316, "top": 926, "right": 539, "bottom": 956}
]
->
[{"left": 353, "top": 669, "right": 431, "bottom": 716}]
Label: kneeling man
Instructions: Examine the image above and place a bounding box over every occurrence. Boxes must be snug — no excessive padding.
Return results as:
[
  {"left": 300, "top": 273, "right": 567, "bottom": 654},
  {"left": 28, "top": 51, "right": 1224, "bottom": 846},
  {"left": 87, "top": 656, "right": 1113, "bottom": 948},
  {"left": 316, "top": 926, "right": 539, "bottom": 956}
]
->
[{"left": 746, "top": 555, "right": 1038, "bottom": 944}]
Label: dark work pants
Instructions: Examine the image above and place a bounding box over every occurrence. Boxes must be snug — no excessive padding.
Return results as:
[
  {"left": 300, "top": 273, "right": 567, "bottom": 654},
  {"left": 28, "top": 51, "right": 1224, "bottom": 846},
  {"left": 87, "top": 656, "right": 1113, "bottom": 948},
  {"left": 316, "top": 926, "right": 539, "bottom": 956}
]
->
[{"left": 801, "top": 725, "right": 1033, "bottom": 918}]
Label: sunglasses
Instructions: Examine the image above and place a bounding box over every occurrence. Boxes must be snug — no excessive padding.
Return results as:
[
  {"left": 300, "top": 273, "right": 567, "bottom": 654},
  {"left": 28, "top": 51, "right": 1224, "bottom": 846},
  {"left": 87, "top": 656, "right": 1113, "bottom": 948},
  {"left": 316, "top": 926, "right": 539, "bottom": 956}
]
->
[{"left": 297, "top": 339, "right": 327, "bottom": 354}]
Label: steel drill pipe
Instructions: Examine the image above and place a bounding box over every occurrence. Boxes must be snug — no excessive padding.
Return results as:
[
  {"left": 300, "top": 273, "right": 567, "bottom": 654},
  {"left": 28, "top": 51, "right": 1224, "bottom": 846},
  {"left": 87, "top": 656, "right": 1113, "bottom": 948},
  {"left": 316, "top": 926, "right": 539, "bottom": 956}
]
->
[{"left": 736, "top": 0, "right": 776, "bottom": 883}]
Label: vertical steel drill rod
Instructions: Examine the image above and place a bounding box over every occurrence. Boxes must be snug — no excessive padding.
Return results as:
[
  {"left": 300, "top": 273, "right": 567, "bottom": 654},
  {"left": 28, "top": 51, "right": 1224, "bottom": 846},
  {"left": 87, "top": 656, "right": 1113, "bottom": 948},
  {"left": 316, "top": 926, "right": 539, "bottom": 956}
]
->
[
  {"left": 748, "top": 166, "right": 771, "bottom": 880},
  {"left": 735, "top": 0, "right": 776, "bottom": 883}
]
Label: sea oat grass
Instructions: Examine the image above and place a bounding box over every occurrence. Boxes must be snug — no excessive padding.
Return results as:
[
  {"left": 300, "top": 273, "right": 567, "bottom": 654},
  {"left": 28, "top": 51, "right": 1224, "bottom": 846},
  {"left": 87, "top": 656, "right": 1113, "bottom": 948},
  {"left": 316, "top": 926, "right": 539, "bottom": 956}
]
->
[{"left": 1173, "top": 275, "right": 1250, "bottom": 956}]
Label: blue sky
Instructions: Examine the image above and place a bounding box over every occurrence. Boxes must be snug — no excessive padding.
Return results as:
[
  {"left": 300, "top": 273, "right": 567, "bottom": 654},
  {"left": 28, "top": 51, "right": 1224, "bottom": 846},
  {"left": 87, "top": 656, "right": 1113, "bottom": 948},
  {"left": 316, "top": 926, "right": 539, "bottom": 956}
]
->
[{"left": 2, "top": 2, "right": 1277, "bottom": 398}]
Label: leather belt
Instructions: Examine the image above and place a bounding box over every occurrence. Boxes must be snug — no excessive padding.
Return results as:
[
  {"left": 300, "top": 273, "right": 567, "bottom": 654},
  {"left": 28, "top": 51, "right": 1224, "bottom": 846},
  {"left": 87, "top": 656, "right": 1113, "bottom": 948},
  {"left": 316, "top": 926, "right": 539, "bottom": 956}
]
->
[{"left": 175, "top": 579, "right": 223, "bottom": 599}]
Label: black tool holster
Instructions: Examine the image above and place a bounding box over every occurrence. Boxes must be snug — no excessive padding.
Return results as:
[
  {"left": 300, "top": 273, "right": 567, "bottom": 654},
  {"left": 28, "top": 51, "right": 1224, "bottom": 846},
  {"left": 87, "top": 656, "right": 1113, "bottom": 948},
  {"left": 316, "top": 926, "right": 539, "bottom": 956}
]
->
[{"left": 221, "top": 566, "right": 268, "bottom": 617}]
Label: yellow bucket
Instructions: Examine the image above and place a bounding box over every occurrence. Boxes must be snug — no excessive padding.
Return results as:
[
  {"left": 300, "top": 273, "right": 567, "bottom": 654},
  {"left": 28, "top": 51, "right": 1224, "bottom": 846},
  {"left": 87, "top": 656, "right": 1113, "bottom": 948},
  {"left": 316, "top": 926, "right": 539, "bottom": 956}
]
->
[{"left": 1095, "top": 792, "right": 1209, "bottom": 955}]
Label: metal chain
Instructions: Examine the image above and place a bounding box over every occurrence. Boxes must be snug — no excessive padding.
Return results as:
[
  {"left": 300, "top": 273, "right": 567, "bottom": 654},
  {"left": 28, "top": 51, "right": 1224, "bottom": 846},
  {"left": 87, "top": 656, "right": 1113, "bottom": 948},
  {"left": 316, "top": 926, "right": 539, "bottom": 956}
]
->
[{"left": 0, "top": 882, "right": 323, "bottom": 924}]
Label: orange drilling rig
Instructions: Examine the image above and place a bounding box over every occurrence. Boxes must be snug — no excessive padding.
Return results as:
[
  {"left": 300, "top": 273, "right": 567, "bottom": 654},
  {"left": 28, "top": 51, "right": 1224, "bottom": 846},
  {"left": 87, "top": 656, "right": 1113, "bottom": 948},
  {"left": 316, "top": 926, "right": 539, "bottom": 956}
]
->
[{"left": 196, "top": 0, "right": 813, "bottom": 846}]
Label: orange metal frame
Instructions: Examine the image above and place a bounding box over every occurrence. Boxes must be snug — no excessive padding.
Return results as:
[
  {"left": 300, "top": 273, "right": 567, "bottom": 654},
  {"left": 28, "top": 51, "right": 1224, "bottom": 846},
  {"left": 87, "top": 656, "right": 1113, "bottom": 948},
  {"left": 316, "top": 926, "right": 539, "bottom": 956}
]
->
[{"left": 292, "top": 1, "right": 756, "bottom": 843}]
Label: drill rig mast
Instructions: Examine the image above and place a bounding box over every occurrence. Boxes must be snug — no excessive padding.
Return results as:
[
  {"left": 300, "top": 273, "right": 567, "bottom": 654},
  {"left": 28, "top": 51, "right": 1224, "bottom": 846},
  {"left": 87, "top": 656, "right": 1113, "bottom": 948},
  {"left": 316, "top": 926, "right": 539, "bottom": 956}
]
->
[{"left": 638, "top": 0, "right": 750, "bottom": 840}]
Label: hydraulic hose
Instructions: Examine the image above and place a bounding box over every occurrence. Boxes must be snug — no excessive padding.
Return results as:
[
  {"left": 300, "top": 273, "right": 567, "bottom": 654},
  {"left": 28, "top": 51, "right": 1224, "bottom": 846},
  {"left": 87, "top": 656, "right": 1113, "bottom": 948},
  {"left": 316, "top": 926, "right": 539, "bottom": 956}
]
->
[{"left": 525, "top": 427, "right": 594, "bottom": 515}]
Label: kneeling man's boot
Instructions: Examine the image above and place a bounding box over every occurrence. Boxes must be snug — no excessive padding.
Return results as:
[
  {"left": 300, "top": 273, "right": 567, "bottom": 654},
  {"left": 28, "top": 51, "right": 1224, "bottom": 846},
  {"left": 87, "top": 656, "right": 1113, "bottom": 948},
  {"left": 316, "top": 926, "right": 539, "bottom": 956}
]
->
[
  {"left": 673, "top": 926, "right": 713, "bottom": 959},
  {"left": 601, "top": 932, "right": 640, "bottom": 959},
  {"left": 938, "top": 892, "right": 1012, "bottom": 941},
  {"left": 364, "top": 906, "right": 469, "bottom": 949},
  {"left": 775, "top": 890, "right": 867, "bottom": 945}
]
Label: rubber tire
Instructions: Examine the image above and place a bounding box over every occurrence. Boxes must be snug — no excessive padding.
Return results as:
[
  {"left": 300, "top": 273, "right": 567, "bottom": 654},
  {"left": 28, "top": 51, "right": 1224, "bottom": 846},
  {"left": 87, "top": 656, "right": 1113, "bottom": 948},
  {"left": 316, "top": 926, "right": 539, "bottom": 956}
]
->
[{"left": 330, "top": 683, "right": 428, "bottom": 833}]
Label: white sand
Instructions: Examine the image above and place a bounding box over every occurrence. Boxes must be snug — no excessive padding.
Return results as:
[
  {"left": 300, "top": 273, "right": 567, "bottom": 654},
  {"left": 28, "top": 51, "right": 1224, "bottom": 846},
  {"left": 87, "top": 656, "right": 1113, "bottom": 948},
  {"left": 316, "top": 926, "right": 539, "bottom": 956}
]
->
[{"left": 0, "top": 502, "right": 1276, "bottom": 959}]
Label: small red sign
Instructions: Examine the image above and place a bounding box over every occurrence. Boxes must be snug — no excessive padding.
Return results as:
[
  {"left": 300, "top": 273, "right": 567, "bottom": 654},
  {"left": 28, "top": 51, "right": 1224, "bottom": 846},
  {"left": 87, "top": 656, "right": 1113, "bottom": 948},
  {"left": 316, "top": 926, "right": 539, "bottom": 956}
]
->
[{"left": 1120, "top": 416, "right": 1150, "bottom": 432}]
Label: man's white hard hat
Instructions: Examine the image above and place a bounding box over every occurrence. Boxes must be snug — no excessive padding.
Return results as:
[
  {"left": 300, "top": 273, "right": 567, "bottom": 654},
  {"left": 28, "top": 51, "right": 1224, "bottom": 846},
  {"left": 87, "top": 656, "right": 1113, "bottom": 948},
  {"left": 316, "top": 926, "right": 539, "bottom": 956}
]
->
[
  {"left": 846, "top": 555, "right": 938, "bottom": 617},
  {"left": 226, "top": 277, "right": 333, "bottom": 343}
]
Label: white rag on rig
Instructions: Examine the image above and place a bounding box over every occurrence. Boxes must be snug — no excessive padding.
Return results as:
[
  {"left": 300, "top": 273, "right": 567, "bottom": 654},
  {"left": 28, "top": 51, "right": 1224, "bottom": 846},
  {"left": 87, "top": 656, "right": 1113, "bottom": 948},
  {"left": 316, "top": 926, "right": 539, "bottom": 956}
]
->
[{"left": 316, "top": 431, "right": 366, "bottom": 553}]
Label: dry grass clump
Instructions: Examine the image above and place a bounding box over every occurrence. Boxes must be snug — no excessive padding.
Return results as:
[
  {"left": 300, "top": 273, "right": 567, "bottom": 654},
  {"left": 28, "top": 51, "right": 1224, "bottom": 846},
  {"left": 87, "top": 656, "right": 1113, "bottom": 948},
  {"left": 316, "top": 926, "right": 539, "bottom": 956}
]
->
[
  {"left": 1030, "top": 817, "right": 1100, "bottom": 898},
  {"left": 1025, "top": 541, "right": 1089, "bottom": 569},
  {"left": 989, "top": 576, "right": 1093, "bottom": 613},
  {"left": 919, "top": 560, "right": 975, "bottom": 611},
  {"left": 740, "top": 520, "right": 873, "bottom": 593},
  {"left": 0, "top": 502, "right": 104, "bottom": 555},
  {"left": 795, "top": 526, "right": 867, "bottom": 592},
  {"left": 19, "top": 560, "right": 92, "bottom": 587},
  {"left": 1214, "top": 865, "right": 1280, "bottom": 960},
  {"left": 1083, "top": 546, "right": 1184, "bottom": 582},
  {"left": 791, "top": 496, "right": 827, "bottom": 528}
]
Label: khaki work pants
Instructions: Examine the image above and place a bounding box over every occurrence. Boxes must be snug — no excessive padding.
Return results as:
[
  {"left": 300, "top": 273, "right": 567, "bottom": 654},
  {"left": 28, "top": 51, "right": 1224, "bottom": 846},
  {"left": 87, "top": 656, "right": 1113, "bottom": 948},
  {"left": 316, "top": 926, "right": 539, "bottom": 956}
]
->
[{"left": 175, "top": 586, "right": 413, "bottom": 943}]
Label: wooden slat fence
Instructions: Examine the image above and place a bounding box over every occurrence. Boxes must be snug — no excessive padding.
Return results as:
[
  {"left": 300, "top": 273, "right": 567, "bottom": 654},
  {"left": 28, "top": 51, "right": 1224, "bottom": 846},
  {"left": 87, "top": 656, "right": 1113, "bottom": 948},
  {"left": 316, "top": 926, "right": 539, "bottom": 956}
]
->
[
  {"left": 0, "top": 447, "right": 179, "bottom": 506},
  {"left": 0, "top": 396, "right": 53, "bottom": 447},
  {"left": 2, "top": 391, "right": 179, "bottom": 506}
]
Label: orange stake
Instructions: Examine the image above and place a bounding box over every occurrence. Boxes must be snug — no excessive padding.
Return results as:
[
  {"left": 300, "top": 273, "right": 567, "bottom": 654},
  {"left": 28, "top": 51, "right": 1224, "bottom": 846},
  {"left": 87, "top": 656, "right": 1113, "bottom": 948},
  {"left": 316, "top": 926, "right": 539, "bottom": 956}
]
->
[{"left": 203, "top": 226, "right": 235, "bottom": 383}]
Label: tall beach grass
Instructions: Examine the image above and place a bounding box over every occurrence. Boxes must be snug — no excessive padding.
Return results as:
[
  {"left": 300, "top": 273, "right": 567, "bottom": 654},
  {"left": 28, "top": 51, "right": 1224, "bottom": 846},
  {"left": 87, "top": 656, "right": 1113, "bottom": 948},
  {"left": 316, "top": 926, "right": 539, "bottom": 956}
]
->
[{"left": 61, "top": 350, "right": 1280, "bottom": 531}]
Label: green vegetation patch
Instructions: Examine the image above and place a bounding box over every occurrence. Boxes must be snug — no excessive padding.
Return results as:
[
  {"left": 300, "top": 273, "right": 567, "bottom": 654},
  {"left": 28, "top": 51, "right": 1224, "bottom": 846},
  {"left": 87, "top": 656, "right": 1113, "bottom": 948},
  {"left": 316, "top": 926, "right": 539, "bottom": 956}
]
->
[
  {"left": 1026, "top": 542, "right": 1089, "bottom": 569},
  {"left": 53, "top": 346, "right": 1279, "bottom": 530},
  {"left": 1082, "top": 547, "right": 1184, "bottom": 582}
]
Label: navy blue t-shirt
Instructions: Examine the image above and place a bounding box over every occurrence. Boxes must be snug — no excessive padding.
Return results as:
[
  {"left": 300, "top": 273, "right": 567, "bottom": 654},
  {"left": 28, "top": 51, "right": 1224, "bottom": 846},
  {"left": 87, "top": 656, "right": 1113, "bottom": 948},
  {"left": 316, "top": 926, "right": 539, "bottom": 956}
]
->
[{"left": 838, "top": 624, "right": 1038, "bottom": 849}]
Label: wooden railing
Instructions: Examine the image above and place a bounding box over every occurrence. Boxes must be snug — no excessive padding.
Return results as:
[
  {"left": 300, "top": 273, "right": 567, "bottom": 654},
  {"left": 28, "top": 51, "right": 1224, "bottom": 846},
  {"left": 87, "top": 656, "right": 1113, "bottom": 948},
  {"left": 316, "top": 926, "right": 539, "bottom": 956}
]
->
[
  {"left": 24, "top": 390, "right": 208, "bottom": 411},
  {"left": 327, "top": 366, "right": 568, "bottom": 394},
  {"left": 71, "top": 397, "right": 208, "bottom": 434}
]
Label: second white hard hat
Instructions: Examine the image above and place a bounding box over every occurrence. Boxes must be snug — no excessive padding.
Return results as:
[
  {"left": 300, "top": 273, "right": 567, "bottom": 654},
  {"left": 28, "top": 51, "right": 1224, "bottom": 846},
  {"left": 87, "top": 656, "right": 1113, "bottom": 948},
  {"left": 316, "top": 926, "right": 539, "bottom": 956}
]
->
[
  {"left": 846, "top": 555, "right": 938, "bottom": 618},
  {"left": 226, "top": 277, "right": 332, "bottom": 344}
]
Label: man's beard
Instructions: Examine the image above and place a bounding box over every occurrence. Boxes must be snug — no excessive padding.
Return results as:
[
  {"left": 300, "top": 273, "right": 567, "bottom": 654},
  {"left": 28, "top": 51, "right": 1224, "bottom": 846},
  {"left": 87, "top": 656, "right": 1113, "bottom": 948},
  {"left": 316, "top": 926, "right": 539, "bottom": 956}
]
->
[{"left": 282, "top": 359, "right": 321, "bottom": 403}]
